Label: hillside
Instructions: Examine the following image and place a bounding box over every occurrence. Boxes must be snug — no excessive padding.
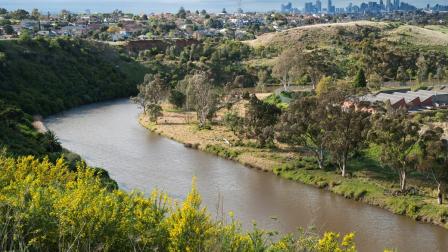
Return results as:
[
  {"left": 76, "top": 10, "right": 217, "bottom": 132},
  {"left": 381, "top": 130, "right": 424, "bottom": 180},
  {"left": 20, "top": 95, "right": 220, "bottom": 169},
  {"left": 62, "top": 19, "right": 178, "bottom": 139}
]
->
[
  {"left": 244, "top": 21, "right": 448, "bottom": 82},
  {"left": 246, "top": 21, "right": 448, "bottom": 49},
  {"left": 0, "top": 37, "right": 147, "bottom": 116},
  {"left": 0, "top": 37, "right": 147, "bottom": 156}
]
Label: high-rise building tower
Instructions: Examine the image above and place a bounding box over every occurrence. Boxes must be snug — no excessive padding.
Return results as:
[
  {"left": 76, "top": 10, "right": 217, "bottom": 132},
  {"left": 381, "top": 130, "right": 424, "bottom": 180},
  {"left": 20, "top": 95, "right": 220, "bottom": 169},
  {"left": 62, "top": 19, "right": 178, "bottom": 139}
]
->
[
  {"left": 386, "top": 0, "right": 392, "bottom": 11},
  {"left": 393, "top": 0, "right": 400, "bottom": 10},
  {"left": 316, "top": 0, "right": 322, "bottom": 12},
  {"left": 327, "top": 0, "right": 335, "bottom": 13}
]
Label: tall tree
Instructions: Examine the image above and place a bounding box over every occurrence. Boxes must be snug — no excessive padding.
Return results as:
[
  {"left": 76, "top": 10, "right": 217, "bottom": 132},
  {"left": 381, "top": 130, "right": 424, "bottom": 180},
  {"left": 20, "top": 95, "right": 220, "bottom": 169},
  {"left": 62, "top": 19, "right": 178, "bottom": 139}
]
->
[
  {"left": 419, "top": 127, "right": 448, "bottom": 204},
  {"left": 245, "top": 95, "right": 281, "bottom": 147},
  {"left": 277, "top": 95, "right": 329, "bottom": 169},
  {"left": 184, "top": 72, "right": 217, "bottom": 128},
  {"left": 131, "top": 74, "right": 166, "bottom": 122},
  {"left": 325, "top": 100, "right": 371, "bottom": 177},
  {"left": 315, "top": 76, "right": 334, "bottom": 97},
  {"left": 272, "top": 48, "right": 296, "bottom": 91},
  {"left": 369, "top": 109, "right": 421, "bottom": 191},
  {"left": 353, "top": 69, "right": 367, "bottom": 88}
]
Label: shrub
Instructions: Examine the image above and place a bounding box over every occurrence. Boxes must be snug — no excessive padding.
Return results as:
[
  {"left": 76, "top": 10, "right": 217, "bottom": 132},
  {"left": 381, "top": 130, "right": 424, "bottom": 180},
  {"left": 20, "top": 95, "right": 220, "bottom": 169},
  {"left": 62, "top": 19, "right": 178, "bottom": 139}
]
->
[{"left": 169, "top": 89, "right": 186, "bottom": 109}]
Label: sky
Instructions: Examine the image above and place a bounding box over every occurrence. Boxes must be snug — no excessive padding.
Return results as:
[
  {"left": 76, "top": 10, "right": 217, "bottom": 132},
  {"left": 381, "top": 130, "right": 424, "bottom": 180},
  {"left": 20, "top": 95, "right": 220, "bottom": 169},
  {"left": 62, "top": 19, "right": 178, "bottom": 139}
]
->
[{"left": 0, "top": 0, "right": 445, "bottom": 14}]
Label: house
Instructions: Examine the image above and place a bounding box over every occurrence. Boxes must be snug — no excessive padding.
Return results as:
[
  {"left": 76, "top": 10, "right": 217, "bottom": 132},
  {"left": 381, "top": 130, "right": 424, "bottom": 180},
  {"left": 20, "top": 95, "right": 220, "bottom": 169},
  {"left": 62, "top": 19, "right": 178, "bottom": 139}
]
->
[
  {"left": 20, "top": 19, "right": 40, "bottom": 30},
  {"left": 359, "top": 90, "right": 448, "bottom": 111}
]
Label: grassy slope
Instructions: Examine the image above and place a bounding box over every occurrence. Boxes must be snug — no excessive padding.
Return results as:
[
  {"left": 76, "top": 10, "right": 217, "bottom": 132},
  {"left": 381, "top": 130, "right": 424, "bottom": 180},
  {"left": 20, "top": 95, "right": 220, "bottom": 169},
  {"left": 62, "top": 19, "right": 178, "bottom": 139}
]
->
[{"left": 245, "top": 21, "right": 448, "bottom": 49}]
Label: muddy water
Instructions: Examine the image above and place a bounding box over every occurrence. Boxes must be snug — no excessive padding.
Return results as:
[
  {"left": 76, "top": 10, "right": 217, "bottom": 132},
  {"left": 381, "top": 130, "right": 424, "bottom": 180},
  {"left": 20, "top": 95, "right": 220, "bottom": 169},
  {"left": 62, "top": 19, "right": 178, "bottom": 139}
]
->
[{"left": 46, "top": 99, "right": 448, "bottom": 252}]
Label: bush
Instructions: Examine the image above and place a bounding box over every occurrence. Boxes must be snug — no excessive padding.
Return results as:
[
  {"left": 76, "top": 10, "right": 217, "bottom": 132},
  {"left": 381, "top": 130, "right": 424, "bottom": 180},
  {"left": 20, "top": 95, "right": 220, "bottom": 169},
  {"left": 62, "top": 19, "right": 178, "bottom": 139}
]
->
[
  {"left": 205, "top": 144, "right": 240, "bottom": 159},
  {"left": 169, "top": 89, "right": 186, "bottom": 109},
  {"left": 0, "top": 155, "right": 357, "bottom": 251}
]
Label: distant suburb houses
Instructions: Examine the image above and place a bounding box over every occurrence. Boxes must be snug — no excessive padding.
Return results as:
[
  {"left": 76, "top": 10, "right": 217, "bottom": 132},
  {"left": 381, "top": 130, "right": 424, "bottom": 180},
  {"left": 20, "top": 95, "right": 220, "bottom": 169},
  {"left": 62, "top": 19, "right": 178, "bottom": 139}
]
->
[{"left": 360, "top": 89, "right": 448, "bottom": 111}]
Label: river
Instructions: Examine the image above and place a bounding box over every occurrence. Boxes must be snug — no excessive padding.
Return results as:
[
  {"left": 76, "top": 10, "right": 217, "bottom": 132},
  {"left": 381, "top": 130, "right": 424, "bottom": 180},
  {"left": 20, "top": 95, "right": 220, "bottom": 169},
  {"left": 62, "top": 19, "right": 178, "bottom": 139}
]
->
[{"left": 45, "top": 99, "right": 448, "bottom": 252}]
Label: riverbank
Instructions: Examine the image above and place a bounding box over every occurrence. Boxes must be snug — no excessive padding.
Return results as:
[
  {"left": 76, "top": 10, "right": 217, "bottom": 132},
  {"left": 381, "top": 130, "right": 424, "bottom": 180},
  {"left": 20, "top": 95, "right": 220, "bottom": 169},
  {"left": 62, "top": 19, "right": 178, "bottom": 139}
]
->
[{"left": 140, "top": 112, "right": 448, "bottom": 230}]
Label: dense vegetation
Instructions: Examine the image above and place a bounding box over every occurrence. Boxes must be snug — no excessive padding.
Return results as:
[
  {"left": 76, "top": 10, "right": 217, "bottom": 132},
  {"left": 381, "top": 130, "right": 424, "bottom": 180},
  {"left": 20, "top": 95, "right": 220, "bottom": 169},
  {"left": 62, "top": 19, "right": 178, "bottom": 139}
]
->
[
  {"left": 0, "top": 155, "right": 358, "bottom": 251},
  {"left": 0, "top": 37, "right": 146, "bottom": 155},
  {"left": 0, "top": 37, "right": 146, "bottom": 116}
]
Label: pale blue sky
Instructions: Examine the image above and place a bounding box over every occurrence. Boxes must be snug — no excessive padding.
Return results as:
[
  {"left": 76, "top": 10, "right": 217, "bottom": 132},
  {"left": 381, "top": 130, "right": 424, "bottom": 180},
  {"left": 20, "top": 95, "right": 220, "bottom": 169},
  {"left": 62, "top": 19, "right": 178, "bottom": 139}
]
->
[{"left": 0, "top": 0, "right": 443, "bottom": 13}]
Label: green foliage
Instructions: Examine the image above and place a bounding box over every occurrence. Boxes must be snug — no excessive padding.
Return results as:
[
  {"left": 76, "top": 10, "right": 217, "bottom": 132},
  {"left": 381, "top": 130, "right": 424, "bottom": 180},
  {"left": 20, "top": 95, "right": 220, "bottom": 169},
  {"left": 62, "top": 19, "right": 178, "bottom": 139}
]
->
[
  {"left": 244, "top": 95, "right": 281, "bottom": 147},
  {"left": 205, "top": 144, "right": 240, "bottom": 159},
  {"left": 0, "top": 155, "right": 356, "bottom": 251},
  {"left": 146, "top": 103, "right": 163, "bottom": 122},
  {"left": 0, "top": 38, "right": 146, "bottom": 116},
  {"left": 223, "top": 112, "right": 244, "bottom": 137},
  {"left": 316, "top": 76, "right": 334, "bottom": 96},
  {"left": 169, "top": 89, "right": 186, "bottom": 109},
  {"left": 353, "top": 68, "right": 367, "bottom": 88}
]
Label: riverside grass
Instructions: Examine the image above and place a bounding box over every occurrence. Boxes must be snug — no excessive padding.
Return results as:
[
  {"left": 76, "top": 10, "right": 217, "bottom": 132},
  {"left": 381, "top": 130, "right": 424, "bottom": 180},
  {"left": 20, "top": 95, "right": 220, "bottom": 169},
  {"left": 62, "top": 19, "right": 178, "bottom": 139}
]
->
[{"left": 140, "top": 113, "right": 448, "bottom": 230}]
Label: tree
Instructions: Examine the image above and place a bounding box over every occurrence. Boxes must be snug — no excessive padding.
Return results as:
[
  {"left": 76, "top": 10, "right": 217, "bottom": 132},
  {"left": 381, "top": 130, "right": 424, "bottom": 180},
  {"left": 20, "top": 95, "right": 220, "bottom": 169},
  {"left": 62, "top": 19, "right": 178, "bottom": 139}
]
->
[
  {"left": 419, "top": 127, "right": 448, "bottom": 204},
  {"left": 369, "top": 109, "right": 421, "bottom": 191},
  {"left": 416, "top": 55, "right": 428, "bottom": 83},
  {"left": 277, "top": 96, "right": 329, "bottom": 169},
  {"left": 31, "top": 8, "right": 40, "bottom": 20},
  {"left": 10, "top": 9, "right": 29, "bottom": 20},
  {"left": 18, "top": 29, "right": 32, "bottom": 43},
  {"left": 131, "top": 74, "right": 166, "bottom": 123},
  {"left": 315, "top": 76, "right": 333, "bottom": 97},
  {"left": 169, "top": 89, "right": 186, "bottom": 109},
  {"left": 272, "top": 48, "right": 296, "bottom": 91},
  {"left": 4, "top": 25, "right": 14, "bottom": 35},
  {"left": 176, "top": 7, "right": 187, "bottom": 19},
  {"left": 353, "top": 68, "right": 367, "bottom": 88},
  {"left": 396, "top": 66, "right": 407, "bottom": 85},
  {"left": 436, "top": 66, "right": 445, "bottom": 83},
  {"left": 184, "top": 72, "right": 217, "bottom": 128},
  {"left": 244, "top": 95, "right": 281, "bottom": 147},
  {"left": 289, "top": 49, "right": 331, "bottom": 90},
  {"left": 41, "top": 130, "right": 62, "bottom": 153},
  {"left": 325, "top": 101, "right": 371, "bottom": 177},
  {"left": 223, "top": 112, "right": 244, "bottom": 138},
  {"left": 367, "top": 72, "right": 382, "bottom": 91},
  {"left": 256, "top": 69, "right": 268, "bottom": 92}
]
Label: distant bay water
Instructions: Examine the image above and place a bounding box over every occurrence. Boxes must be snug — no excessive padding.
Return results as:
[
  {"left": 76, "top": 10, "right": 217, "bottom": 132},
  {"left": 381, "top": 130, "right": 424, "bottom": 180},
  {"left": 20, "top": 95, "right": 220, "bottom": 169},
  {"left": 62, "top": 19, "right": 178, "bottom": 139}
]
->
[{"left": 0, "top": 0, "right": 441, "bottom": 14}]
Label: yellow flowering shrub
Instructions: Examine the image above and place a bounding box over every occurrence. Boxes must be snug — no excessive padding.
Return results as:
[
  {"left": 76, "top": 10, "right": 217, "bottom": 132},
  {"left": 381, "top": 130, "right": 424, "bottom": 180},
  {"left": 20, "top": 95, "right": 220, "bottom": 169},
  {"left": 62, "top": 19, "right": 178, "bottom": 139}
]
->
[{"left": 0, "top": 155, "right": 360, "bottom": 251}]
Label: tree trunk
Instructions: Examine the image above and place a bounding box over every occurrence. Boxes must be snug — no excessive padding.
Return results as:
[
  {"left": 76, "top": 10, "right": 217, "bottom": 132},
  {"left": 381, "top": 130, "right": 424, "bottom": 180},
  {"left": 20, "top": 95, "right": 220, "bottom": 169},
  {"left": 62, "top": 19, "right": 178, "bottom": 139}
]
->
[
  {"left": 400, "top": 170, "right": 407, "bottom": 192},
  {"left": 283, "top": 75, "right": 288, "bottom": 91},
  {"left": 437, "top": 183, "right": 443, "bottom": 205},
  {"left": 316, "top": 148, "right": 324, "bottom": 169},
  {"left": 340, "top": 159, "right": 346, "bottom": 177}
]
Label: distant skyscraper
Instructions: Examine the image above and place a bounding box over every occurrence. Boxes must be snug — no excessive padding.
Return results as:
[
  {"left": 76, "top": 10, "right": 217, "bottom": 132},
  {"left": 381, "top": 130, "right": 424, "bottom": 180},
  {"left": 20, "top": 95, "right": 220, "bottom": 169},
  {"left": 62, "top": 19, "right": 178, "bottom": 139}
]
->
[
  {"left": 386, "top": 0, "right": 392, "bottom": 11},
  {"left": 316, "top": 0, "right": 322, "bottom": 12},
  {"left": 327, "top": 0, "right": 335, "bottom": 13},
  {"left": 393, "top": 0, "right": 400, "bottom": 10}
]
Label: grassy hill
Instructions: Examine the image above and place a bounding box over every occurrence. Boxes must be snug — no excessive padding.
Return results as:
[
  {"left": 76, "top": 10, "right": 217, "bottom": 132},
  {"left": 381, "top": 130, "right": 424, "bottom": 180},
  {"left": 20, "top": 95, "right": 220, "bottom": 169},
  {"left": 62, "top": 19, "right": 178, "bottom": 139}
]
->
[
  {"left": 244, "top": 21, "right": 448, "bottom": 83},
  {"left": 246, "top": 21, "right": 448, "bottom": 49}
]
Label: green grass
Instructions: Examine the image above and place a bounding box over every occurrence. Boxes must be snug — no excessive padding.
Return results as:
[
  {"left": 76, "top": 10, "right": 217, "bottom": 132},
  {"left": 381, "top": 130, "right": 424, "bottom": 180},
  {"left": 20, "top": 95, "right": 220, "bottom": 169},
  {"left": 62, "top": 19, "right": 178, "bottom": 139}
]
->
[
  {"left": 205, "top": 144, "right": 241, "bottom": 159},
  {"left": 273, "top": 153, "right": 448, "bottom": 229}
]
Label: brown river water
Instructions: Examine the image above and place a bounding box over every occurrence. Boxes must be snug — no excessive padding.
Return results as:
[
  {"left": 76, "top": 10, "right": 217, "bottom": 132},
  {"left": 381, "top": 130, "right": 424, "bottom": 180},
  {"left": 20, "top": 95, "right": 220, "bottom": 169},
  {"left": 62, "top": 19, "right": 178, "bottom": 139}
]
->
[{"left": 45, "top": 99, "right": 448, "bottom": 252}]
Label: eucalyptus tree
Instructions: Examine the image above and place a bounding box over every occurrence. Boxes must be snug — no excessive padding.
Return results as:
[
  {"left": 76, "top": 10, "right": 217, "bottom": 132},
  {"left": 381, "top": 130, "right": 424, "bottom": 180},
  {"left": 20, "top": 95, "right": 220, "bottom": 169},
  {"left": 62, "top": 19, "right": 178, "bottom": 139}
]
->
[
  {"left": 369, "top": 109, "right": 421, "bottom": 192},
  {"left": 131, "top": 74, "right": 166, "bottom": 123},
  {"left": 325, "top": 100, "right": 371, "bottom": 177},
  {"left": 419, "top": 127, "right": 448, "bottom": 204},
  {"left": 245, "top": 95, "right": 281, "bottom": 147},
  {"left": 277, "top": 95, "right": 329, "bottom": 169},
  {"left": 183, "top": 71, "right": 218, "bottom": 128}
]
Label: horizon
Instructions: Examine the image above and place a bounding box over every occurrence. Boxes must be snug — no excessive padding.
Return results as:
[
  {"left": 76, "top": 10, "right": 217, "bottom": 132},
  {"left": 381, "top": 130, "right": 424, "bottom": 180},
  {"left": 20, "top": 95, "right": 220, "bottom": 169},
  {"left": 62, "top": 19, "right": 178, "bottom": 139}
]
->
[{"left": 1, "top": 0, "right": 445, "bottom": 14}]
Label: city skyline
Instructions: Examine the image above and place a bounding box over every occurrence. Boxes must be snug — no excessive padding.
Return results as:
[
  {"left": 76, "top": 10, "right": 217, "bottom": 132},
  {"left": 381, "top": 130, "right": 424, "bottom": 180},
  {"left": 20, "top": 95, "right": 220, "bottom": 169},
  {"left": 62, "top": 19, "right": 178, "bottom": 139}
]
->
[{"left": 1, "top": 0, "right": 445, "bottom": 13}]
